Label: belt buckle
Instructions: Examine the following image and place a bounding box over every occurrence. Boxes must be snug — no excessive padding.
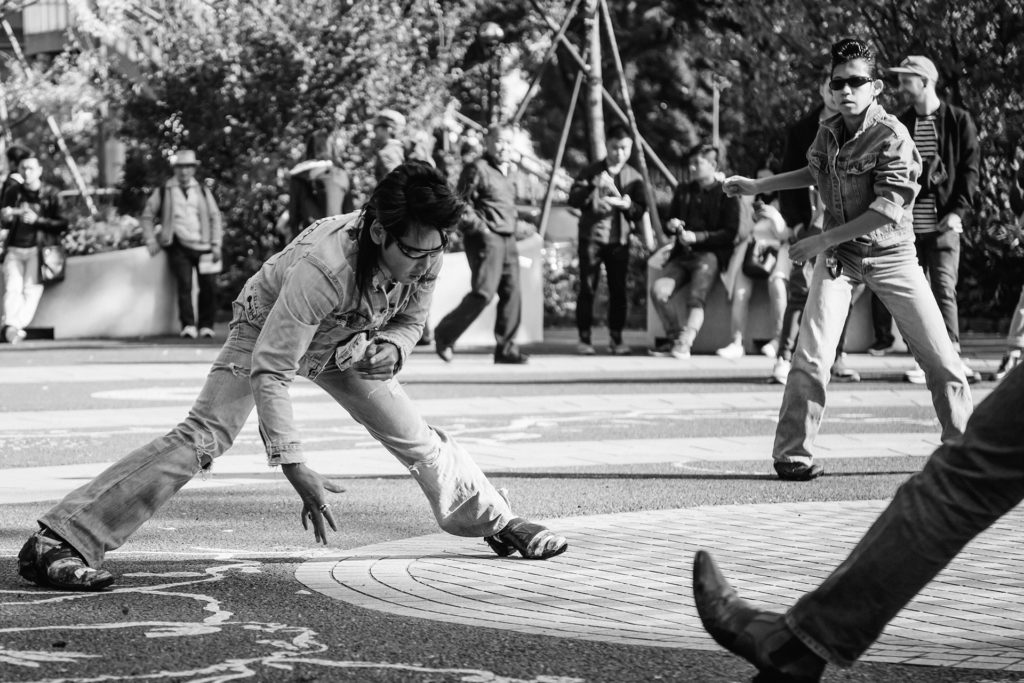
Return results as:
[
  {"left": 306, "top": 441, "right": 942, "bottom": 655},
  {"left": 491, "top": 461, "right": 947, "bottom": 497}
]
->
[{"left": 826, "top": 254, "right": 842, "bottom": 279}]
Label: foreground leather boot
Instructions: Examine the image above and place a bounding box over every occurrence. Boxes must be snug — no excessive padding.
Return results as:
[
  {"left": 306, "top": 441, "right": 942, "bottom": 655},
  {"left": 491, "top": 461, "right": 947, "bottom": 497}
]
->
[
  {"left": 693, "top": 550, "right": 825, "bottom": 683},
  {"left": 486, "top": 517, "right": 567, "bottom": 559},
  {"left": 18, "top": 529, "right": 115, "bottom": 591}
]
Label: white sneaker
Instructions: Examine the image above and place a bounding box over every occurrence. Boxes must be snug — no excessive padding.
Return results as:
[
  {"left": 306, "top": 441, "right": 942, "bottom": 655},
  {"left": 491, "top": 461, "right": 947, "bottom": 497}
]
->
[
  {"left": 771, "top": 358, "right": 791, "bottom": 385},
  {"left": 608, "top": 342, "right": 632, "bottom": 356},
  {"left": 960, "top": 359, "right": 981, "bottom": 384},
  {"left": 199, "top": 327, "right": 215, "bottom": 338},
  {"left": 180, "top": 325, "right": 198, "bottom": 339},
  {"left": 576, "top": 342, "right": 596, "bottom": 356},
  {"left": 904, "top": 362, "right": 926, "bottom": 384},
  {"left": 995, "top": 351, "right": 1022, "bottom": 382},
  {"left": 4, "top": 326, "right": 26, "bottom": 344},
  {"left": 716, "top": 341, "right": 745, "bottom": 360},
  {"left": 670, "top": 340, "right": 691, "bottom": 359},
  {"left": 760, "top": 339, "right": 779, "bottom": 358}
]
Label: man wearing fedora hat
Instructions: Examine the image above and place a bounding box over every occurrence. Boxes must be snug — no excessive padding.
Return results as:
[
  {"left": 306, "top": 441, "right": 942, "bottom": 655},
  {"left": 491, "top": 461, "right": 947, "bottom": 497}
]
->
[
  {"left": 140, "top": 149, "right": 224, "bottom": 339},
  {"left": 868, "top": 55, "right": 980, "bottom": 384}
]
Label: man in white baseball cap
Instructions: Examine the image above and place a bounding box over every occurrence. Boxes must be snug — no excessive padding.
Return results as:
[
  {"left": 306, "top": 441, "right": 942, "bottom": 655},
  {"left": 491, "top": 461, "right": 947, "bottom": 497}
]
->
[{"left": 867, "top": 55, "right": 981, "bottom": 385}]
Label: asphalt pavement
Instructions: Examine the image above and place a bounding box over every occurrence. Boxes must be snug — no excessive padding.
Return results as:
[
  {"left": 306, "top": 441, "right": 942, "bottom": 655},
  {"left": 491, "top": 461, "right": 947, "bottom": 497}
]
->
[{"left": 1, "top": 328, "right": 1021, "bottom": 683}]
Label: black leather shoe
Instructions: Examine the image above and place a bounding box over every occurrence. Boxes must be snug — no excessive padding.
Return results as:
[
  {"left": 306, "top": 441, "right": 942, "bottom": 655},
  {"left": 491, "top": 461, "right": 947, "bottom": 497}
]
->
[
  {"left": 18, "top": 529, "right": 115, "bottom": 591},
  {"left": 774, "top": 461, "right": 824, "bottom": 481},
  {"left": 485, "top": 517, "right": 567, "bottom": 559},
  {"left": 435, "top": 341, "right": 454, "bottom": 363},
  {"left": 494, "top": 352, "right": 529, "bottom": 365},
  {"left": 693, "top": 550, "right": 825, "bottom": 682}
]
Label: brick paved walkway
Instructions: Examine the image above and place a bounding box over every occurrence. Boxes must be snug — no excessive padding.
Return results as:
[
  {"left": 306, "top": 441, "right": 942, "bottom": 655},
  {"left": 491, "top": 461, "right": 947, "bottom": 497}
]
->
[{"left": 298, "top": 502, "right": 1024, "bottom": 673}]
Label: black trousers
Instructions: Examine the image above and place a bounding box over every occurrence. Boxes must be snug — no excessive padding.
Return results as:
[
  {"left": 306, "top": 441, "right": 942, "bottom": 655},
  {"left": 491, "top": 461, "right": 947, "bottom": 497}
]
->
[
  {"left": 576, "top": 240, "right": 630, "bottom": 345},
  {"left": 165, "top": 239, "right": 217, "bottom": 329},
  {"left": 435, "top": 229, "right": 521, "bottom": 356}
]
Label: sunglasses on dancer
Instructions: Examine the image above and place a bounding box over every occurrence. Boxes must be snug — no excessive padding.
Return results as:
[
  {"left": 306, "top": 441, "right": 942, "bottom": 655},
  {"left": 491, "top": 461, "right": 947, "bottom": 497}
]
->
[
  {"left": 390, "top": 230, "right": 449, "bottom": 259},
  {"left": 828, "top": 76, "right": 874, "bottom": 91}
]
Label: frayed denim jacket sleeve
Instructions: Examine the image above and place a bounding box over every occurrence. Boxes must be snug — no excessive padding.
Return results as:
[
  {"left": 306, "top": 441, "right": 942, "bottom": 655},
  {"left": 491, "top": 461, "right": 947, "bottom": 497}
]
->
[
  {"left": 251, "top": 257, "right": 340, "bottom": 466},
  {"left": 869, "top": 131, "right": 921, "bottom": 224}
]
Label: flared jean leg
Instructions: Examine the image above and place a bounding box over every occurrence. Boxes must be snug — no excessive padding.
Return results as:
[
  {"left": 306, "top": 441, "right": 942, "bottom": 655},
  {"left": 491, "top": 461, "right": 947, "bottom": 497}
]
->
[
  {"left": 787, "top": 364, "right": 1024, "bottom": 666},
  {"left": 38, "top": 321, "right": 261, "bottom": 568},
  {"left": 314, "top": 367, "right": 513, "bottom": 537}
]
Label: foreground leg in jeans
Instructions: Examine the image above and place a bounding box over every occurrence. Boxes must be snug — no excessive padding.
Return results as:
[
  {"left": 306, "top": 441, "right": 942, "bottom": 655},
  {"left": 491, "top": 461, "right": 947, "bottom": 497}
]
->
[
  {"left": 693, "top": 365, "right": 1024, "bottom": 681},
  {"left": 19, "top": 320, "right": 260, "bottom": 588}
]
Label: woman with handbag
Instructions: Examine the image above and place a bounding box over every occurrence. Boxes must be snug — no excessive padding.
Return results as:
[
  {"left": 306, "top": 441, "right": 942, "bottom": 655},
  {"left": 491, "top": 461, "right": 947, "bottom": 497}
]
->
[
  {"left": 1, "top": 154, "right": 68, "bottom": 344},
  {"left": 716, "top": 182, "right": 792, "bottom": 360}
]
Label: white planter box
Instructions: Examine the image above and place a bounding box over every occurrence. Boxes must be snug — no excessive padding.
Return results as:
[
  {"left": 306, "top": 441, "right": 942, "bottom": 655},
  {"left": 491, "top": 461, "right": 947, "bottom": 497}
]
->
[{"left": 28, "top": 246, "right": 179, "bottom": 339}]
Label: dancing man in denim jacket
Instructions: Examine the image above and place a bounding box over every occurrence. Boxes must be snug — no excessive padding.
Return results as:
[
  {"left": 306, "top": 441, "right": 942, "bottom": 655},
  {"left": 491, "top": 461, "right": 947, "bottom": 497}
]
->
[{"left": 18, "top": 162, "right": 567, "bottom": 592}]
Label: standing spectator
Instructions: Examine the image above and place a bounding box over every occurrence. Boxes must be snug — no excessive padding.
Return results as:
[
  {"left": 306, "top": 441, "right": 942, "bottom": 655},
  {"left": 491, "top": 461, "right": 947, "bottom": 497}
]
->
[
  {"left": 287, "top": 129, "right": 354, "bottom": 240},
  {"left": 139, "top": 150, "right": 224, "bottom": 340},
  {"left": 568, "top": 124, "right": 653, "bottom": 356},
  {"left": 434, "top": 124, "right": 529, "bottom": 365},
  {"left": 995, "top": 142, "right": 1024, "bottom": 382},
  {"left": 1, "top": 143, "right": 33, "bottom": 199},
  {"left": 16, "top": 162, "right": 567, "bottom": 592},
  {"left": 772, "top": 79, "right": 864, "bottom": 385},
  {"left": 648, "top": 143, "right": 739, "bottom": 359},
  {"left": 372, "top": 109, "right": 407, "bottom": 182},
  {"left": 868, "top": 56, "right": 981, "bottom": 385},
  {"left": 1, "top": 154, "right": 68, "bottom": 344},
  {"left": 723, "top": 38, "right": 972, "bottom": 481}
]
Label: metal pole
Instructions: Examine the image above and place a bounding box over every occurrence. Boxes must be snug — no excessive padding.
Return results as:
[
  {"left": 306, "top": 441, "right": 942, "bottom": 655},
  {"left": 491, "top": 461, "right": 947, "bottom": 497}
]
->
[
  {"left": 1, "top": 19, "right": 99, "bottom": 216},
  {"left": 598, "top": 0, "right": 662, "bottom": 235},
  {"left": 539, "top": 61, "right": 585, "bottom": 240}
]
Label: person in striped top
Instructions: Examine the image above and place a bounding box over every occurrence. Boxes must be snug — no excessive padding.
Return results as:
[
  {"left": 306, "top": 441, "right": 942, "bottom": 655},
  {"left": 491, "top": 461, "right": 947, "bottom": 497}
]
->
[{"left": 867, "top": 56, "right": 981, "bottom": 384}]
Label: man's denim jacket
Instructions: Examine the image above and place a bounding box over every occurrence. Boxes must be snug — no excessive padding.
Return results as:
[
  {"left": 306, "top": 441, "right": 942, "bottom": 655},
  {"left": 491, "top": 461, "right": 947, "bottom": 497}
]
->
[
  {"left": 807, "top": 102, "right": 922, "bottom": 248},
  {"left": 234, "top": 211, "right": 436, "bottom": 466}
]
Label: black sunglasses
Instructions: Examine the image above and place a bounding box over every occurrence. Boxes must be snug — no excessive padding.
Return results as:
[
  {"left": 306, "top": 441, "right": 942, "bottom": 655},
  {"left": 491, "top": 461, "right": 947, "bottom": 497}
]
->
[
  {"left": 391, "top": 230, "right": 449, "bottom": 259},
  {"left": 828, "top": 76, "right": 874, "bottom": 91}
]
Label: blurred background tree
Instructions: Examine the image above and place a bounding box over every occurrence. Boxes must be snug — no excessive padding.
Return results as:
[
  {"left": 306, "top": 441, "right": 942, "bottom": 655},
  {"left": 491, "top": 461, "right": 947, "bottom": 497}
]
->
[{"left": 11, "top": 0, "right": 1020, "bottom": 325}]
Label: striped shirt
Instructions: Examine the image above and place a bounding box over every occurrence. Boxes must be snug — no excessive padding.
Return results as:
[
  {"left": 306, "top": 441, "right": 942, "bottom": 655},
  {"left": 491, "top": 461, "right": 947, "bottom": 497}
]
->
[{"left": 912, "top": 114, "right": 939, "bottom": 234}]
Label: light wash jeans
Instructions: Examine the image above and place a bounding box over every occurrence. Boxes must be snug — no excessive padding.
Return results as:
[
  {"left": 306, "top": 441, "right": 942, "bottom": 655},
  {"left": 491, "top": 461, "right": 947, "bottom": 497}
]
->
[
  {"left": 773, "top": 240, "right": 972, "bottom": 464},
  {"left": 2, "top": 245, "right": 44, "bottom": 330},
  {"left": 786, "top": 363, "right": 1024, "bottom": 666},
  {"left": 40, "top": 311, "right": 514, "bottom": 568}
]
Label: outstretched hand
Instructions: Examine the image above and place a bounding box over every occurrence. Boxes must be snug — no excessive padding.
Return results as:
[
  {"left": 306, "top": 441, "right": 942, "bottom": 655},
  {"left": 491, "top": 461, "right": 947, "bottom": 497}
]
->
[
  {"left": 722, "top": 175, "right": 757, "bottom": 197},
  {"left": 282, "top": 463, "right": 346, "bottom": 544}
]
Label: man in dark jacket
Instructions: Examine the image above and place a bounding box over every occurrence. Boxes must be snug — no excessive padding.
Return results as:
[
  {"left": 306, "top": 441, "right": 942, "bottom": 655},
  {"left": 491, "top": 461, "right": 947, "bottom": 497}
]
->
[
  {"left": 568, "top": 124, "right": 651, "bottom": 355},
  {"left": 1, "top": 155, "right": 68, "bottom": 343},
  {"left": 648, "top": 143, "right": 739, "bottom": 359},
  {"left": 434, "top": 124, "right": 528, "bottom": 364},
  {"left": 870, "top": 56, "right": 981, "bottom": 384}
]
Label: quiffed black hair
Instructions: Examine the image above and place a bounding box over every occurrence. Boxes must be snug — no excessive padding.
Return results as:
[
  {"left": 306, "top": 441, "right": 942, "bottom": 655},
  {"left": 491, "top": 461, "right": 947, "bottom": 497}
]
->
[
  {"left": 831, "top": 38, "right": 877, "bottom": 77},
  {"left": 685, "top": 142, "right": 719, "bottom": 164},
  {"left": 354, "top": 160, "right": 464, "bottom": 295},
  {"left": 606, "top": 124, "right": 631, "bottom": 141},
  {"left": 5, "top": 143, "right": 33, "bottom": 166}
]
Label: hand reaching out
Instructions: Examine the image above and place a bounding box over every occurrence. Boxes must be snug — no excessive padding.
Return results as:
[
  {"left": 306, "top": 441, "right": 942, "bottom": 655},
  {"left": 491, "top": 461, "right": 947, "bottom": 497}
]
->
[{"left": 282, "top": 463, "right": 346, "bottom": 545}]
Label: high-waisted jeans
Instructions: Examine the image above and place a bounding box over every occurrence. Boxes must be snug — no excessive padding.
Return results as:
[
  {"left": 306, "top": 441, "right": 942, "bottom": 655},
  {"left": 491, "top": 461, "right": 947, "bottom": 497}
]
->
[
  {"left": 773, "top": 240, "right": 972, "bottom": 464},
  {"left": 39, "top": 313, "right": 514, "bottom": 568},
  {"left": 787, "top": 364, "right": 1024, "bottom": 666}
]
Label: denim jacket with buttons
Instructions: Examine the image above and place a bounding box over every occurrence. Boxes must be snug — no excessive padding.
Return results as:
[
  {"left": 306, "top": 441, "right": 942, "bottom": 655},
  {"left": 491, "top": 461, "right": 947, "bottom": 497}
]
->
[
  {"left": 807, "top": 102, "right": 922, "bottom": 248},
  {"left": 234, "top": 211, "right": 436, "bottom": 465}
]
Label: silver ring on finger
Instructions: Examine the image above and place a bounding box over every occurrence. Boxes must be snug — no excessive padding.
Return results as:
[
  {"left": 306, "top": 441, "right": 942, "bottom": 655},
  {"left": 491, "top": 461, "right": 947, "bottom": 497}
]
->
[{"left": 319, "top": 503, "right": 330, "bottom": 512}]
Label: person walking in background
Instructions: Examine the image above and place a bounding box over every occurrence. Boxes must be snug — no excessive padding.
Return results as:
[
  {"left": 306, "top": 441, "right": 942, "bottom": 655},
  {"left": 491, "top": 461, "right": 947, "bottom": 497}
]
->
[
  {"left": 568, "top": 124, "right": 653, "bottom": 356},
  {"left": 1, "top": 143, "right": 33, "bottom": 199},
  {"left": 723, "top": 38, "right": 972, "bottom": 481},
  {"left": 693, "top": 361, "right": 1024, "bottom": 682},
  {"left": 773, "top": 79, "right": 865, "bottom": 385},
  {"left": 16, "top": 162, "right": 567, "bottom": 593},
  {"left": 995, "top": 141, "right": 1024, "bottom": 382},
  {"left": 287, "top": 129, "right": 354, "bottom": 240},
  {"left": 868, "top": 55, "right": 981, "bottom": 385},
  {"left": 140, "top": 149, "right": 224, "bottom": 340},
  {"left": 434, "top": 124, "right": 529, "bottom": 365},
  {"left": 371, "top": 109, "right": 408, "bottom": 182},
  {"left": 1, "top": 154, "right": 68, "bottom": 344},
  {"left": 648, "top": 142, "right": 739, "bottom": 359}
]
